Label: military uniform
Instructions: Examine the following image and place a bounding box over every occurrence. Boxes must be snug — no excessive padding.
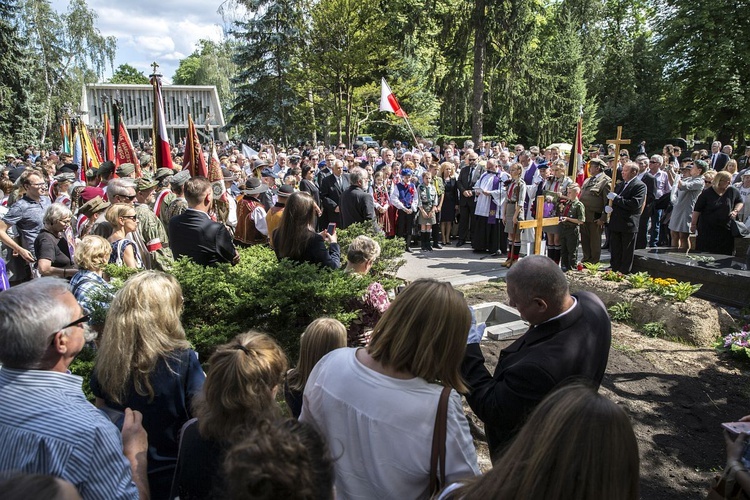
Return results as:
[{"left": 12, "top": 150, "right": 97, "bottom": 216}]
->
[
  {"left": 134, "top": 203, "right": 174, "bottom": 272},
  {"left": 579, "top": 173, "right": 611, "bottom": 263},
  {"left": 559, "top": 198, "right": 585, "bottom": 271}
]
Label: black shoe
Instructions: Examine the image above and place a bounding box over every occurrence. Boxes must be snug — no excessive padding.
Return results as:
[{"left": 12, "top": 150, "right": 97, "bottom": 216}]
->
[
  {"left": 601, "top": 244, "right": 609, "bottom": 250},
  {"left": 456, "top": 241, "right": 466, "bottom": 247},
  {"left": 433, "top": 242, "right": 443, "bottom": 249},
  {"left": 489, "top": 252, "right": 502, "bottom": 257}
]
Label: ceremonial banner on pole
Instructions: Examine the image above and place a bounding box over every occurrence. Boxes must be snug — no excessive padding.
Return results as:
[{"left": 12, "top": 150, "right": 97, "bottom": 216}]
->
[
  {"left": 570, "top": 115, "right": 584, "bottom": 185},
  {"left": 380, "top": 78, "right": 408, "bottom": 118},
  {"left": 103, "top": 112, "right": 115, "bottom": 162},
  {"left": 150, "top": 71, "right": 174, "bottom": 169},
  {"left": 116, "top": 121, "right": 142, "bottom": 177},
  {"left": 79, "top": 126, "right": 102, "bottom": 179},
  {"left": 184, "top": 114, "right": 208, "bottom": 178}
]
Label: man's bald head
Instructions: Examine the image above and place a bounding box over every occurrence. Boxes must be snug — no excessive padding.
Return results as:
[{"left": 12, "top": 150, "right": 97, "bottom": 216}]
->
[{"left": 507, "top": 255, "right": 570, "bottom": 318}]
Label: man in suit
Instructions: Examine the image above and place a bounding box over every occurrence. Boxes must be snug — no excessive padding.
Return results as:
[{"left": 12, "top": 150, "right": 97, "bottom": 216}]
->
[
  {"left": 710, "top": 141, "right": 730, "bottom": 172},
  {"left": 634, "top": 155, "right": 657, "bottom": 249},
  {"left": 579, "top": 158, "right": 611, "bottom": 263},
  {"left": 461, "top": 255, "right": 611, "bottom": 460},
  {"left": 169, "top": 176, "right": 240, "bottom": 267},
  {"left": 605, "top": 161, "right": 647, "bottom": 274},
  {"left": 455, "top": 152, "right": 482, "bottom": 246},
  {"left": 340, "top": 167, "right": 376, "bottom": 230},
  {"left": 319, "top": 159, "right": 349, "bottom": 229}
]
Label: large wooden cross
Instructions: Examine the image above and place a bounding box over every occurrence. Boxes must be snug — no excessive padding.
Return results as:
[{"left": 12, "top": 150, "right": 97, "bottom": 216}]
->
[
  {"left": 605, "top": 126, "right": 630, "bottom": 219},
  {"left": 517, "top": 195, "right": 561, "bottom": 255}
]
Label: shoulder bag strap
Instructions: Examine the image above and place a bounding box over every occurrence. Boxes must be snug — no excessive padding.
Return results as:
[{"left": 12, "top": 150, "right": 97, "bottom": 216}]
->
[{"left": 429, "top": 386, "right": 451, "bottom": 497}]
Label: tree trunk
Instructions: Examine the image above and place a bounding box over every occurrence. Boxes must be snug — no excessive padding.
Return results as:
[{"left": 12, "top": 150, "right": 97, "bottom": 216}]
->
[
  {"left": 308, "top": 88, "right": 317, "bottom": 145},
  {"left": 470, "top": 0, "right": 486, "bottom": 146}
]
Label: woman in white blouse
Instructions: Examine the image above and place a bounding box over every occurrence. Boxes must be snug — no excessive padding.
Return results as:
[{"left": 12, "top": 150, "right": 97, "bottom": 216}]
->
[{"left": 300, "top": 279, "right": 480, "bottom": 499}]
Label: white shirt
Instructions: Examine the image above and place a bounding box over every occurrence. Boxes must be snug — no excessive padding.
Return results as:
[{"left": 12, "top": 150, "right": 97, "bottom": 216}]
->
[{"left": 300, "top": 348, "right": 480, "bottom": 500}]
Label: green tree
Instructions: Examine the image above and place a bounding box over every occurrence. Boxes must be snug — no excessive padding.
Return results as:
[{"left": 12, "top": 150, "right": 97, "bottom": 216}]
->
[
  {"left": 228, "top": 0, "right": 306, "bottom": 144},
  {"left": 108, "top": 63, "right": 148, "bottom": 85},
  {"left": 172, "top": 40, "right": 235, "bottom": 116},
  {"left": 18, "top": 0, "right": 115, "bottom": 145},
  {"left": 0, "top": 0, "right": 37, "bottom": 152}
]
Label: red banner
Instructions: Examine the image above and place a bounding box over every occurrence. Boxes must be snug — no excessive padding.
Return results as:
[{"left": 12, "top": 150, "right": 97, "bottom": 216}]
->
[{"left": 116, "top": 122, "right": 142, "bottom": 177}]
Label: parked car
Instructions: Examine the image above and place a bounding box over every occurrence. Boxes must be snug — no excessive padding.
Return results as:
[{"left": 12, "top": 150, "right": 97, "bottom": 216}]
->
[{"left": 355, "top": 135, "right": 379, "bottom": 149}]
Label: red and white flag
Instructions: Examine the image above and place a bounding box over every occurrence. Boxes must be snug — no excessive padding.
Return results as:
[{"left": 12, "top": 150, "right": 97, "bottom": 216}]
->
[
  {"left": 116, "top": 122, "right": 142, "bottom": 177},
  {"left": 380, "top": 78, "right": 408, "bottom": 118},
  {"left": 150, "top": 74, "right": 174, "bottom": 169}
]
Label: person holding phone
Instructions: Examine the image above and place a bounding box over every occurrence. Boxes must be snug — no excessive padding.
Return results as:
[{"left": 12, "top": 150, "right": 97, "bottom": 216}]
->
[{"left": 273, "top": 191, "right": 340, "bottom": 269}]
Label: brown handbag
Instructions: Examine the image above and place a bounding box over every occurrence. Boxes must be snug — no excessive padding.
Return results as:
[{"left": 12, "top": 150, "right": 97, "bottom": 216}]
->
[{"left": 429, "top": 386, "right": 452, "bottom": 497}]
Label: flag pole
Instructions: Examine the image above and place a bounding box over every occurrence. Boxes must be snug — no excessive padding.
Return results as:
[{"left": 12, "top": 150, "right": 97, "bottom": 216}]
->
[{"left": 401, "top": 115, "right": 420, "bottom": 150}]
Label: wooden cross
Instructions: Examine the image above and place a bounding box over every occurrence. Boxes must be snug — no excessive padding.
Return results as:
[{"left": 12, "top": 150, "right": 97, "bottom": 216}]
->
[
  {"left": 605, "top": 126, "right": 630, "bottom": 219},
  {"left": 517, "top": 195, "right": 561, "bottom": 255}
]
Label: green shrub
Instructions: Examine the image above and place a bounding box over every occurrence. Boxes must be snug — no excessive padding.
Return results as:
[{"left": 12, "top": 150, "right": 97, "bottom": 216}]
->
[
  {"left": 69, "top": 346, "right": 96, "bottom": 402},
  {"left": 641, "top": 322, "right": 666, "bottom": 338},
  {"left": 608, "top": 302, "right": 632, "bottom": 322}
]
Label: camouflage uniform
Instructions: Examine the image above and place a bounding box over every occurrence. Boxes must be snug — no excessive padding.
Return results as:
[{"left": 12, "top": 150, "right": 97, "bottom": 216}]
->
[{"left": 134, "top": 203, "right": 174, "bottom": 272}]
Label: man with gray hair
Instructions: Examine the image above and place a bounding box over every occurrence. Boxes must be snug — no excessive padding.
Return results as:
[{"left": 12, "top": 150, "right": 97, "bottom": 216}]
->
[
  {"left": 107, "top": 178, "right": 138, "bottom": 205},
  {"left": 0, "top": 278, "right": 150, "bottom": 499},
  {"left": 461, "top": 255, "right": 611, "bottom": 460},
  {"left": 340, "top": 167, "right": 376, "bottom": 230}
]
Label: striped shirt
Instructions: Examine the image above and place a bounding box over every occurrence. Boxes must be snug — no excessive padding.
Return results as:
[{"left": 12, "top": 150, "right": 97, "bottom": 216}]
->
[{"left": 0, "top": 368, "right": 138, "bottom": 499}]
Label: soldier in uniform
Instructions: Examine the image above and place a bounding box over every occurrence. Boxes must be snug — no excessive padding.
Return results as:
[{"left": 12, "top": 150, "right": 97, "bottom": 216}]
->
[
  {"left": 134, "top": 177, "right": 174, "bottom": 272},
  {"left": 162, "top": 170, "right": 191, "bottom": 226},
  {"left": 153, "top": 167, "right": 176, "bottom": 223},
  {"left": 579, "top": 158, "right": 611, "bottom": 264}
]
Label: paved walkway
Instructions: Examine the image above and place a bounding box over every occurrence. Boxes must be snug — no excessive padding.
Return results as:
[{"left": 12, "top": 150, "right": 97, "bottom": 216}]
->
[{"left": 396, "top": 241, "right": 611, "bottom": 286}]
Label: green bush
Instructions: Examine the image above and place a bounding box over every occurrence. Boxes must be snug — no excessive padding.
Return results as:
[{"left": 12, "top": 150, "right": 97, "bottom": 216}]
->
[
  {"left": 608, "top": 302, "right": 632, "bottom": 322},
  {"left": 641, "top": 322, "right": 666, "bottom": 338}
]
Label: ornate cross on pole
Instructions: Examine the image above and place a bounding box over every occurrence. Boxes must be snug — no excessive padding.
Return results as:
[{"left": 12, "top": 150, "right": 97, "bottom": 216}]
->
[
  {"left": 605, "top": 126, "right": 630, "bottom": 219},
  {"left": 150, "top": 61, "right": 160, "bottom": 77},
  {"left": 517, "top": 195, "right": 562, "bottom": 255}
]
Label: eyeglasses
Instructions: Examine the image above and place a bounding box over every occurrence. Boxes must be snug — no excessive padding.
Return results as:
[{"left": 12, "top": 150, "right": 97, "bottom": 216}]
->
[
  {"left": 649, "top": 161, "right": 658, "bottom": 164},
  {"left": 120, "top": 214, "right": 138, "bottom": 220},
  {"left": 30, "top": 182, "right": 48, "bottom": 188},
  {"left": 49, "top": 313, "right": 90, "bottom": 344},
  {"left": 119, "top": 194, "right": 137, "bottom": 201}
]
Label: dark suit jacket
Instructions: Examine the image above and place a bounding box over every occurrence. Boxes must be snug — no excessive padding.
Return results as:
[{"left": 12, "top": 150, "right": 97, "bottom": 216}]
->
[
  {"left": 711, "top": 152, "right": 730, "bottom": 172},
  {"left": 456, "top": 164, "right": 482, "bottom": 208},
  {"left": 169, "top": 209, "right": 236, "bottom": 266},
  {"left": 636, "top": 172, "right": 657, "bottom": 248},
  {"left": 461, "top": 292, "right": 611, "bottom": 459},
  {"left": 340, "top": 185, "right": 375, "bottom": 229},
  {"left": 319, "top": 174, "right": 350, "bottom": 227},
  {"left": 609, "top": 178, "right": 647, "bottom": 233}
]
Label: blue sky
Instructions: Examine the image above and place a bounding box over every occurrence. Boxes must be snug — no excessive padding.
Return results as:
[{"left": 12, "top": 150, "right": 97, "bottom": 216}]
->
[{"left": 50, "top": 0, "right": 232, "bottom": 82}]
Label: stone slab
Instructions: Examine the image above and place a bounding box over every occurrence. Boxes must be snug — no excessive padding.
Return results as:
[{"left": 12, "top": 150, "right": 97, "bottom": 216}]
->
[
  {"left": 471, "top": 302, "right": 529, "bottom": 341},
  {"left": 632, "top": 248, "right": 750, "bottom": 309}
]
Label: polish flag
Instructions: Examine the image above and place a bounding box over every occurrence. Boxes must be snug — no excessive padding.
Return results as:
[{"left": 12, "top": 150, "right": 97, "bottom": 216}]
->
[
  {"left": 150, "top": 74, "right": 174, "bottom": 170},
  {"left": 380, "top": 78, "right": 408, "bottom": 118}
]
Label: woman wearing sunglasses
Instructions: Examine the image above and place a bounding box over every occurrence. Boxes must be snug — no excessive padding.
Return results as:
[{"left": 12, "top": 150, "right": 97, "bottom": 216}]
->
[{"left": 105, "top": 204, "right": 142, "bottom": 269}]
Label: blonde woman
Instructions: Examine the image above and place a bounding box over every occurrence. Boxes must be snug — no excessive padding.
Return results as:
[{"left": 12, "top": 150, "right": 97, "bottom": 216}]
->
[
  {"left": 69, "top": 235, "right": 113, "bottom": 317},
  {"left": 300, "top": 279, "right": 480, "bottom": 498},
  {"left": 105, "top": 203, "right": 142, "bottom": 269},
  {"left": 90, "top": 271, "right": 205, "bottom": 499},
  {"left": 285, "top": 318, "right": 347, "bottom": 418},
  {"left": 172, "top": 332, "right": 287, "bottom": 499},
  {"left": 541, "top": 160, "right": 573, "bottom": 264},
  {"left": 440, "top": 162, "right": 458, "bottom": 245}
]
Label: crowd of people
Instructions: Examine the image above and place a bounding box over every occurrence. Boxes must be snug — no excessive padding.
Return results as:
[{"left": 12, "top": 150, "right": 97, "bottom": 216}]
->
[
  {"left": 2, "top": 137, "right": 749, "bottom": 289},
  {"left": 0, "top": 136, "right": 749, "bottom": 499}
]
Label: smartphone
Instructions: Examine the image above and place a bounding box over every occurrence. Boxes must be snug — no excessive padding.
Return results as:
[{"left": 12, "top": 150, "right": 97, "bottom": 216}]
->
[
  {"left": 327, "top": 223, "right": 336, "bottom": 235},
  {"left": 723, "top": 422, "right": 750, "bottom": 435}
]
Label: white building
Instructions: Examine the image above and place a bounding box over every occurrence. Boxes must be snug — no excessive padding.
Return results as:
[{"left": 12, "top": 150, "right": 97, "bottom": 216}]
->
[{"left": 81, "top": 83, "right": 226, "bottom": 144}]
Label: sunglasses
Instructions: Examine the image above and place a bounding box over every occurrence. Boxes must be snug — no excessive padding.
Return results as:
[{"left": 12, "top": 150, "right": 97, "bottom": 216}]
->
[
  {"left": 50, "top": 314, "right": 90, "bottom": 344},
  {"left": 120, "top": 214, "right": 138, "bottom": 220},
  {"left": 119, "top": 194, "right": 137, "bottom": 201}
]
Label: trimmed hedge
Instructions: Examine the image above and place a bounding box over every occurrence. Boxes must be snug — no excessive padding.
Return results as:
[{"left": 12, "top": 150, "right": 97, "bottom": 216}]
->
[{"left": 77, "top": 222, "right": 404, "bottom": 368}]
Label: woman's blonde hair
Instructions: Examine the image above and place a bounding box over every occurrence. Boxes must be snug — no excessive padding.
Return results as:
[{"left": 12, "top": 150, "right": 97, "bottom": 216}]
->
[
  {"left": 446, "top": 383, "right": 639, "bottom": 500},
  {"left": 346, "top": 235, "right": 381, "bottom": 265},
  {"left": 74, "top": 235, "right": 112, "bottom": 271},
  {"left": 105, "top": 203, "right": 135, "bottom": 229},
  {"left": 194, "top": 331, "right": 288, "bottom": 441},
  {"left": 713, "top": 170, "right": 732, "bottom": 185},
  {"left": 287, "top": 318, "right": 347, "bottom": 393},
  {"left": 93, "top": 271, "right": 189, "bottom": 404},
  {"left": 367, "top": 279, "right": 470, "bottom": 392}
]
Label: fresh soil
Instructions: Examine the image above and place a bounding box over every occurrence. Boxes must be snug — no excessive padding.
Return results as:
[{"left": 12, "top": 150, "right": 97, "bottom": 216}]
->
[{"left": 458, "top": 281, "right": 749, "bottom": 500}]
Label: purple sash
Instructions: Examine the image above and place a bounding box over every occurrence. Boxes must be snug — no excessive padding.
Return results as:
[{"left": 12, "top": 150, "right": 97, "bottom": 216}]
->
[{"left": 488, "top": 174, "right": 502, "bottom": 224}]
